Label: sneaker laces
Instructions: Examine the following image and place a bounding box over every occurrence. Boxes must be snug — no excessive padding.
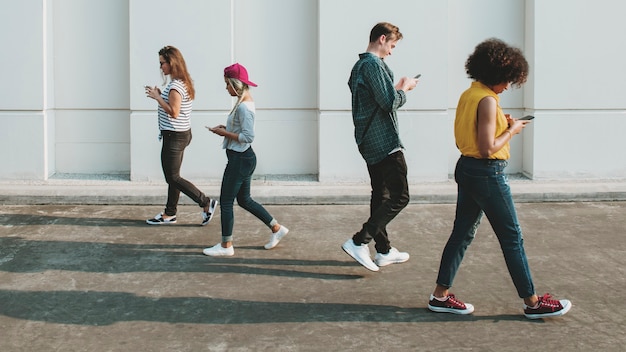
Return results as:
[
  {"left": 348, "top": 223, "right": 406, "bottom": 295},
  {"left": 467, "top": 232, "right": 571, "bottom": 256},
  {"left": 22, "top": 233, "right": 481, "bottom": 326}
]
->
[
  {"left": 534, "top": 293, "right": 562, "bottom": 310},
  {"left": 446, "top": 294, "right": 466, "bottom": 309}
]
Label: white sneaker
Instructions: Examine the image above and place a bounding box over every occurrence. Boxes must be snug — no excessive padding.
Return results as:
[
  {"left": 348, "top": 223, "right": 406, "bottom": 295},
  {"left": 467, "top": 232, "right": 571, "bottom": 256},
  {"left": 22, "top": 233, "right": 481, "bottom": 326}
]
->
[
  {"left": 374, "top": 247, "right": 410, "bottom": 267},
  {"left": 264, "top": 225, "right": 289, "bottom": 249},
  {"left": 341, "top": 239, "right": 379, "bottom": 272},
  {"left": 202, "top": 243, "right": 234, "bottom": 257}
]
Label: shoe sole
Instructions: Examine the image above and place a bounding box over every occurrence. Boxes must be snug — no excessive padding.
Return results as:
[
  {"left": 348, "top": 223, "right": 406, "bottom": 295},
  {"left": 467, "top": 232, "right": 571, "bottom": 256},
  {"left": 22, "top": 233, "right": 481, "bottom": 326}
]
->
[
  {"left": 146, "top": 219, "right": 176, "bottom": 225},
  {"left": 524, "top": 300, "right": 572, "bottom": 319},
  {"left": 341, "top": 243, "right": 379, "bottom": 272},
  {"left": 375, "top": 258, "right": 410, "bottom": 267},
  {"left": 428, "top": 304, "right": 475, "bottom": 315},
  {"left": 202, "top": 249, "right": 234, "bottom": 257},
  {"left": 200, "top": 216, "right": 212, "bottom": 226},
  {"left": 202, "top": 253, "right": 234, "bottom": 257}
]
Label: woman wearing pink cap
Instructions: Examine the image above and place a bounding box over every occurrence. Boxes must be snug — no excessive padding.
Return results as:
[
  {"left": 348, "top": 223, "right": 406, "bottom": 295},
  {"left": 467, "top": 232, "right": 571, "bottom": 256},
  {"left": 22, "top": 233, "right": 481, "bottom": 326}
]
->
[{"left": 203, "top": 63, "right": 289, "bottom": 256}]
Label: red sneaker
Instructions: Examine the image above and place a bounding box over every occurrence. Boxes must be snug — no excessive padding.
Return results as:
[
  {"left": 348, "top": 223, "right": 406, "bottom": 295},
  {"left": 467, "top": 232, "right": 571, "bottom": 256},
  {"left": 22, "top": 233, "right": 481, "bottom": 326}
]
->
[
  {"left": 524, "top": 293, "right": 571, "bottom": 319},
  {"left": 428, "top": 294, "right": 474, "bottom": 315}
]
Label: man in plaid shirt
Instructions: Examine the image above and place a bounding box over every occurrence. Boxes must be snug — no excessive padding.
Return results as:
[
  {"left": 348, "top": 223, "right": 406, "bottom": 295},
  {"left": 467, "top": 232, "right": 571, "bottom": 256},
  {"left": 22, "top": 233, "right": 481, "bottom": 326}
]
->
[{"left": 342, "top": 22, "right": 419, "bottom": 272}]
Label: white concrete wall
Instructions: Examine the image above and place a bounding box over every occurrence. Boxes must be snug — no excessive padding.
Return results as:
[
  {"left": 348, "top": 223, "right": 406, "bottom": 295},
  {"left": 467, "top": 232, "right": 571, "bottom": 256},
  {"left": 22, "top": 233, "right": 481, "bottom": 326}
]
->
[
  {"left": 53, "top": 0, "right": 130, "bottom": 175},
  {"left": 1, "top": 0, "right": 625, "bottom": 182},
  {"left": 524, "top": 0, "right": 626, "bottom": 179},
  {"left": 0, "top": 0, "right": 48, "bottom": 179}
]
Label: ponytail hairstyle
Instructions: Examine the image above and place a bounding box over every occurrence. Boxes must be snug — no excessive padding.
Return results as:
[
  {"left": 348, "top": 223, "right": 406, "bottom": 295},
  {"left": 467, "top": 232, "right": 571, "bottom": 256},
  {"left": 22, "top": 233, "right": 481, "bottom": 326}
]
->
[
  {"left": 158, "top": 46, "right": 196, "bottom": 100},
  {"left": 226, "top": 77, "right": 249, "bottom": 115}
]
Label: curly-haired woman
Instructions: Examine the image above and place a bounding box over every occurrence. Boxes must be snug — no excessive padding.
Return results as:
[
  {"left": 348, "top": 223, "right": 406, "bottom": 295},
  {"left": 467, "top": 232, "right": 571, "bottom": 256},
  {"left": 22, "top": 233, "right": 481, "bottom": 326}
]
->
[{"left": 427, "top": 38, "right": 571, "bottom": 319}]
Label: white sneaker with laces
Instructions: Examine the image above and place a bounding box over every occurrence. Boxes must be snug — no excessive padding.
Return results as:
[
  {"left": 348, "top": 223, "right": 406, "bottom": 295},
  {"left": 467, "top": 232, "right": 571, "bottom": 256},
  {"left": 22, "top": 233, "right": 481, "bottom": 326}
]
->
[
  {"left": 202, "top": 243, "right": 234, "bottom": 257},
  {"left": 341, "top": 239, "right": 379, "bottom": 272},
  {"left": 374, "top": 247, "right": 410, "bottom": 267},
  {"left": 264, "top": 225, "right": 289, "bottom": 249}
]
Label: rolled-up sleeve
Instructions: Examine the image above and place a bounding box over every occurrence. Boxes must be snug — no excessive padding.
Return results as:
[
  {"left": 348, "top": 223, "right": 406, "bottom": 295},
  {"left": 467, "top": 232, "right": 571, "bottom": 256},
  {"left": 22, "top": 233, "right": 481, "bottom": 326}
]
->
[{"left": 237, "top": 106, "right": 255, "bottom": 143}]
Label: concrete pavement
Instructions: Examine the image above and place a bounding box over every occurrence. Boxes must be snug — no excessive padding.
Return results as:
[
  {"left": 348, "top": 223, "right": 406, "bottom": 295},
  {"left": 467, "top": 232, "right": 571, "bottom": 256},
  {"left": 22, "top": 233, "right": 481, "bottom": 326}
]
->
[{"left": 1, "top": 197, "right": 625, "bottom": 351}]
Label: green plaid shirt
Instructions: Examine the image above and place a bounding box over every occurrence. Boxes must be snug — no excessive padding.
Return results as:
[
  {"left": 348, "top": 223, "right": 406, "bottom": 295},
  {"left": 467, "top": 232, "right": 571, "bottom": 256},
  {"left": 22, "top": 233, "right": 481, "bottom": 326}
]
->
[{"left": 348, "top": 52, "right": 407, "bottom": 165}]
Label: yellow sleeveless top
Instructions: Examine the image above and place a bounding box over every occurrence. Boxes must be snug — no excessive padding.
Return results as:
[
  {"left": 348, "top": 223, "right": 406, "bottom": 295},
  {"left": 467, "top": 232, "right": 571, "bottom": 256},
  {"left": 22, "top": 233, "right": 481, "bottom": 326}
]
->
[{"left": 454, "top": 81, "right": 510, "bottom": 160}]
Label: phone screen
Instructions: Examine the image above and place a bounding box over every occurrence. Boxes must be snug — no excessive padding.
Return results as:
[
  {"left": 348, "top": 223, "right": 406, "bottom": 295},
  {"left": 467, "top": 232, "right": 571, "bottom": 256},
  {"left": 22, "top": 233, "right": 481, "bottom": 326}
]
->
[{"left": 520, "top": 115, "right": 535, "bottom": 120}]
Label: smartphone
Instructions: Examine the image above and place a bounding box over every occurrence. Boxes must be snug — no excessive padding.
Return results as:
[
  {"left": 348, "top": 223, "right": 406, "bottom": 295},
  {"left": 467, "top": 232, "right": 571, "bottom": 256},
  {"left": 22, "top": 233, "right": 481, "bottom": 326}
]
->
[
  {"left": 414, "top": 74, "right": 422, "bottom": 79},
  {"left": 519, "top": 115, "right": 535, "bottom": 120}
]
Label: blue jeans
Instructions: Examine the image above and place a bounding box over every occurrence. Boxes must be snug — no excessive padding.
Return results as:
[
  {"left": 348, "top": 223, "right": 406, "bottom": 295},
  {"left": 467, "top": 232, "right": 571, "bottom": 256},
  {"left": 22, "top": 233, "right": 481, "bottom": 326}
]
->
[
  {"left": 352, "top": 151, "right": 410, "bottom": 254},
  {"left": 219, "top": 147, "right": 275, "bottom": 243},
  {"left": 161, "top": 130, "right": 210, "bottom": 216},
  {"left": 436, "top": 156, "right": 535, "bottom": 298}
]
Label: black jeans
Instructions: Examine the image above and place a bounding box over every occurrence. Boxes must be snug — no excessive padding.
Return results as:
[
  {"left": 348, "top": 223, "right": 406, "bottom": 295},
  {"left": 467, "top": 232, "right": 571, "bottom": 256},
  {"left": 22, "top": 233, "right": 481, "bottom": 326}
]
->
[
  {"left": 219, "top": 147, "right": 274, "bottom": 242},
  {"left": 160, "top": 130, "right": 210, "bottom": 216},
  {"left": 352, "top": 151, "right": 410, "bottom": 254}
]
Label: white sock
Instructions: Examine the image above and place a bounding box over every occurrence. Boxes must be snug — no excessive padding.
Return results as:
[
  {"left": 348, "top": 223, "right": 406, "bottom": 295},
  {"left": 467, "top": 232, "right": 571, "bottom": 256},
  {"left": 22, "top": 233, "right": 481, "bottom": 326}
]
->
[{"left": 432, "top": 294, "right": 448, "bottom": 302}]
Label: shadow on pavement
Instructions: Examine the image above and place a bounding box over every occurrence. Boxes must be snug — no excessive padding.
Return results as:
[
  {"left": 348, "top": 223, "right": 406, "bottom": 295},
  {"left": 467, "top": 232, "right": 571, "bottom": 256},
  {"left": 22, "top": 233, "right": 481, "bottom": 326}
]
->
[
  {"left": 0, "top": 213, "right": 149, "bottom": 227},
  {"left": 0, "top": 237, "right": 362, "bottom": 280},
  {"left": 0, "top": 289, "right": 530, "bottom": 326}
]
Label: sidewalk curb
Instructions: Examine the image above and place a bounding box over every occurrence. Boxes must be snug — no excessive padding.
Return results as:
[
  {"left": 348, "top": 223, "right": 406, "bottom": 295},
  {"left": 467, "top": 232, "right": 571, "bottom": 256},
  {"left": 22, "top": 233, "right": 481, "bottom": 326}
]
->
[{"left": 1, "top": 179, "right": 626, "bottom": 205}]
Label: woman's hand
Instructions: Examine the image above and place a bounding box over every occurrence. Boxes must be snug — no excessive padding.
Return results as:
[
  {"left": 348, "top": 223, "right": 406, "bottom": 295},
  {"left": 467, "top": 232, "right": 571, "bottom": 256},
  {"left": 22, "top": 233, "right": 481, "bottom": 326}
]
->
[
  {"left": 508, "top": 116, "right": 530, "bottom": 136},
  {"left": 145, "top": 86, "right": 161, "bottom": 100},
  {"left": 145, "top": 86, "right": 180, "bottom": 118},
  {"left": 207, "top": 125, "right": 227, "bottom": 136}
]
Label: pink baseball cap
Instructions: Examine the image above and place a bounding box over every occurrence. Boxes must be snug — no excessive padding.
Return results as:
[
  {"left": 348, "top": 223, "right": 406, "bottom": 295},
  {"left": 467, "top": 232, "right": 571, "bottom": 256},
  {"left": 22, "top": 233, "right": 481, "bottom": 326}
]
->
[{"left": 224, "top": 63, "right": 257, "bottom": 87}]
